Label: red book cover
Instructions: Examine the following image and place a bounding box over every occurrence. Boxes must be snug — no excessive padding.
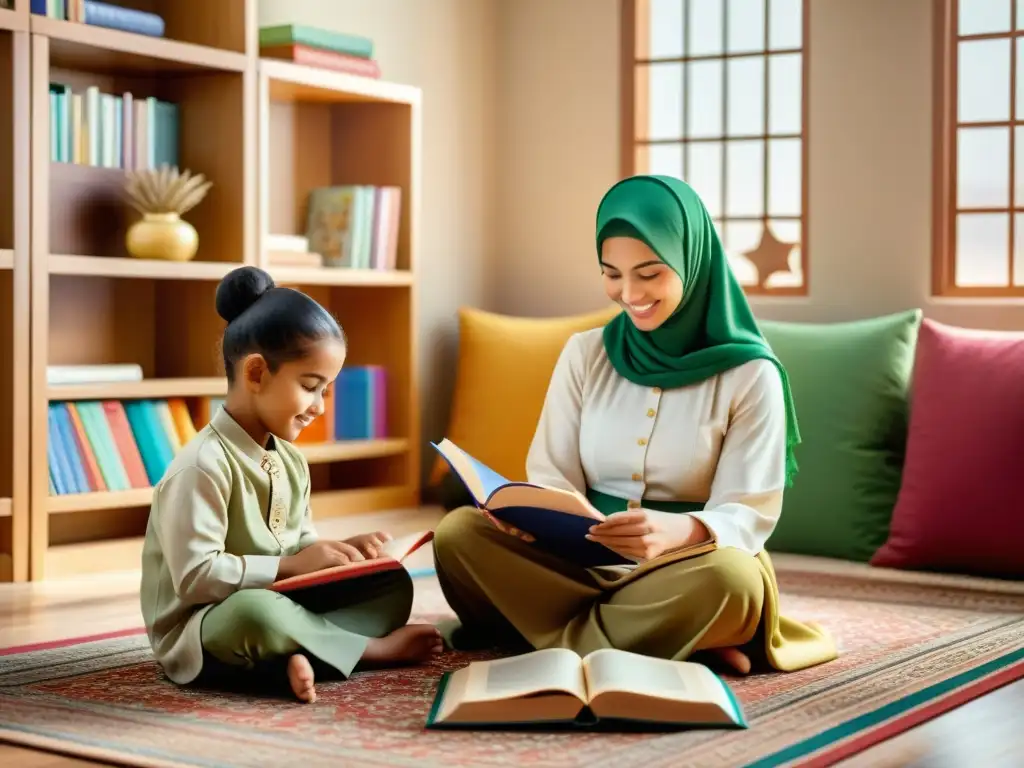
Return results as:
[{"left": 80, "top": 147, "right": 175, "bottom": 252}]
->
[
  {"left": 102, "top": 400, "right": 150, "bottom": 489},
  {"left": 65, "top": 403, "right": 106, "bottom": 491},
  {"left": 272, "top": 530, "right": 434, "bottom": 593},
  {"left": 260, "top": 43, "right": 382, "bottom": 79}
]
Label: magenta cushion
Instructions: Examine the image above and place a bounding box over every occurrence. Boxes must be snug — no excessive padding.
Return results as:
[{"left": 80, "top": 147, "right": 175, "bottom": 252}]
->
[{"left": 871, "top": 318, "right": 1024, "bottom": 579}]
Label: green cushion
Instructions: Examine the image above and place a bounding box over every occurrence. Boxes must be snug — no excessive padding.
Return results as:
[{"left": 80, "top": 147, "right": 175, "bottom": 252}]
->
[{"left": 758, "top": 309, "right": 922, "bottom": 562}]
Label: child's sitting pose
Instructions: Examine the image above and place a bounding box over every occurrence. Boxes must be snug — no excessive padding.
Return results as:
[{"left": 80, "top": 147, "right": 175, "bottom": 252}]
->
[{"left": 140, "top": 266, "right": 443, "bottom": 703}]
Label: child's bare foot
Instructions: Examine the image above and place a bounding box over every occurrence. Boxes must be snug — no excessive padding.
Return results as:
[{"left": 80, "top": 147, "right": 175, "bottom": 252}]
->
[
  {"left": 711, "top": 647, "right": 752, "bottom": 675},
  {"left": 360, "top": 624, "right": 445, "bottom": 668},
  {"left": 287, "top": 654, "right": 316, "bottom": 703}
]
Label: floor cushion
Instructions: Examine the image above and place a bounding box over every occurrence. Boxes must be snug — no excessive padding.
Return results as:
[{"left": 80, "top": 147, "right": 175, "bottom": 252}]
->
[
  {"left": 758, "top": 309, "right": 922, "bottom": 562},
  {"left": 871, "top": 318, "right": 1024, "bottom": 579},
  {"left": 429, "top": 304, "right": 620, "bottom": 489}
]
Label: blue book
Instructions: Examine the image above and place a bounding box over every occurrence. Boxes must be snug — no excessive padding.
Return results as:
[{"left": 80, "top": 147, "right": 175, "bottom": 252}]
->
[{"left": 430, "top": 438, "right": 633, "bottom": 568}]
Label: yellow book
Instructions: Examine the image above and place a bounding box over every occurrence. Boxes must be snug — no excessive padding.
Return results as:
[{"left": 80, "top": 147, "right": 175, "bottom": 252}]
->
[
  {"left": 166, "top": 398, "right": 197, "bottom": 444},
  {"left": 154, "top": 400, "right": 182, "bottom": 453},
  {"left": 426, "top": 647, "right": 746, "bottom": 731}
]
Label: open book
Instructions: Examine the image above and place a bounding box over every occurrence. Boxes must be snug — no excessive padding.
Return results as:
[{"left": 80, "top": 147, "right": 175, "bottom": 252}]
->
[
  {"left": 430, "top": 438, "right": 631, "bottom": 567},
  {"left": 430, "top": 438, "right": 717, "bottom": 572},
  {"left": 271, "top": 530, "right": 433, "bottom": 609},
  {"left": 426, "top": 647, "right": 746, "bottom": 731}
]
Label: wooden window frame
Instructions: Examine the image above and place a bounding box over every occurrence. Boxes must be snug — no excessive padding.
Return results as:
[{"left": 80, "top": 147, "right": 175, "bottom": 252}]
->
[
  {"left": 619, "top": 0, "right": 811, "bottom": 297},
  {"left": 933, "top": 0, "right": 1024, "bottom": 297}
]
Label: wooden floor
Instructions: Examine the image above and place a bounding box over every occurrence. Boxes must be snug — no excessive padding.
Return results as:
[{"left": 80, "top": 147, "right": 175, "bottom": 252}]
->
[{"left": 0, "top": 507, "right": 1021, "bottom": 767}]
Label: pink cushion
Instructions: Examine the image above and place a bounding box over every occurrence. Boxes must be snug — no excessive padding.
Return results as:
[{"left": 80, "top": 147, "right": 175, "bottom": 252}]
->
[{"left": 871, "top": 318, "right": 1024, "bottom": 579}]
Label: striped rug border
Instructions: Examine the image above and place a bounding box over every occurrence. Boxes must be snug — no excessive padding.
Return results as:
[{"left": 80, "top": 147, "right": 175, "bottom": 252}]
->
[{"left": 747, "top": 646, "right": 1024, "bottom": 767}]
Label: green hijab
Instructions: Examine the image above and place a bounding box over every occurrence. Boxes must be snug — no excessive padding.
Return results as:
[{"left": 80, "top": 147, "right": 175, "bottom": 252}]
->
[{"left": 596, "top": 174, "right": 800, "bottom": 487}]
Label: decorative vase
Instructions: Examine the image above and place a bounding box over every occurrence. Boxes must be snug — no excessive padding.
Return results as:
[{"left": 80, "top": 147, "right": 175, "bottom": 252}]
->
[{"left": 126, "top": 212, "right": 199, "bottom": 262}]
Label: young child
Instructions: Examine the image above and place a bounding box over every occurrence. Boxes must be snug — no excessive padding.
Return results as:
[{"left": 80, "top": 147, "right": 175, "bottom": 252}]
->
[{"left": 140, "top": 265, "right": 443, "bottom": 703}]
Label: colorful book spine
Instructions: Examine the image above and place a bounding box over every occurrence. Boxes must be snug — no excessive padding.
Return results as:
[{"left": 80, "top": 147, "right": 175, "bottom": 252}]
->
[
  {"left": 48, "top": 82, "right": 178, "bottom": 170},
  {"left": 258, "top": 24, "right": 374, "bottom": 60},
  {"left": 334, "top": 366, "right": 388, "bottom": 440},
  {"left": 259, "top": 44, "right": 381, "bottom": 79},
  {"left": 47, "top": 397, "right": 200, "bottom": 495},
  {"left": 34, "top": 0, "right": 165, "bottom": 37},
  {"left": 305, "top": 185, "right": 401, "bottom": 271}
]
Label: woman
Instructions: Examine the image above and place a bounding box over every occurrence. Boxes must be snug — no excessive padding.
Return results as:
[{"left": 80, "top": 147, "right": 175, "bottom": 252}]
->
[{"left": 432, "top": 174, "right": 836, "bottom": 675}]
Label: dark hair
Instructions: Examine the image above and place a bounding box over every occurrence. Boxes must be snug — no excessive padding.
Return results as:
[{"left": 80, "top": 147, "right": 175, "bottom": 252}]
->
[{"left": 215, "top": 266, "right": 344, "bottom": 383}]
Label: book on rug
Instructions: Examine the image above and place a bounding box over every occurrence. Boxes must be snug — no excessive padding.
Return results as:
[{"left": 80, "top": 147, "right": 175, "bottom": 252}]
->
[
  {"left": 426, "top": 647, "right": 746, "bottom": 731},
  {"left": 430, "top": 438, "right": 716, "bottom": 570},
  {"left": 271, "top": 530, "right": 434, "bottom": 608}
]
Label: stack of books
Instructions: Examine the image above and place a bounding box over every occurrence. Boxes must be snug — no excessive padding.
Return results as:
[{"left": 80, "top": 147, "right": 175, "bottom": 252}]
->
[
  {"left": 33, "top": 0, "right": 165, "bottom": 37},
  {"left": 306, "top": 185, "right": 401, "bottom": 271},
  {"left": 259, "top": 23, "right": 380, "bottom": 79},
  {"left": 265, "top": 234, "right": 323, "bottom": 269},
  {"left": 49, "top": 83, "right": 178, "bottom": 170}
]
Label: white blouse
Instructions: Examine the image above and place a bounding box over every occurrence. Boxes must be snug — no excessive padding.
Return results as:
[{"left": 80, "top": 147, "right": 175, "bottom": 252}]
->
[{"left": 525, "top": 327, "right": 788, "bottom": 556}]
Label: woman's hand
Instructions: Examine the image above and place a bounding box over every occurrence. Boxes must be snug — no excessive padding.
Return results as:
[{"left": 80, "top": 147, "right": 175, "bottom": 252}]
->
[
  {"left": 585, "top": 509, "right": 709, "bottom": 561},
  {"left": 480, "top": 508, "right": 535, "bottom": 543},
  {"left": 344, "top": 531, "right": 393, "bottom": 559}
]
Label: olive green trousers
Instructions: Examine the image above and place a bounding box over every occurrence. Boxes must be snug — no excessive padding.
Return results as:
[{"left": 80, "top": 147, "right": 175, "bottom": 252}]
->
[
  {"left": 198, "top": 568, "right": 414, "bottom": 685},
  {"left": 433, "top": 506, "right": 837, "bottom": 671}
]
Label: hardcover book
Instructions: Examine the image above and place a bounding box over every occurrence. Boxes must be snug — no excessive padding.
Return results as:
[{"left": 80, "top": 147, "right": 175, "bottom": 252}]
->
[{"left": 426, "top": 647, "right": 746, "bottom": 731}]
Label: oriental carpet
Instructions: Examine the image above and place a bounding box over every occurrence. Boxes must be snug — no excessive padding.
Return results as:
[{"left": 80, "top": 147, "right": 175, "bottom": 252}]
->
[{"left": 0, "top": 561, "right": 1021, "bottom": 768}]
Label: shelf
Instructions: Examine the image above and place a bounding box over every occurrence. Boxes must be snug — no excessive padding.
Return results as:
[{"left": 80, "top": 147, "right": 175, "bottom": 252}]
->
[
  {"left": 269, "top": 266, "right": 413, "bottom": 287},
  {"left": 301, "top": 438, "right": 410, "bottom": 465},
  {"left": 0, "top": 497, "right": 10, "bottom": 518},
  {"left": 32, "top": 15, "right": 247, "bottom": 74},
  {"left": 48, "top": 487, "right": 151, "bottom": 514},
  {"left": 45, "top": 535, "right": 145, "bottom": 578},
  {"left": 0, "top": 248, "right": 11, "bottom": 269},
  {"left": 49, "top": 254, "right": 239, "bottom": 280},
  {"left": 0, "top": 6, "right": 26, "bottom": 33},
  {"left": 262, "top": 58, "right": 420, "bottom": 105},
  {"left": 49, "top": 376, "right": 226, "bottom": 401},
  {"left": 47, "top": 443, "right": 411, "bottom": 513}
]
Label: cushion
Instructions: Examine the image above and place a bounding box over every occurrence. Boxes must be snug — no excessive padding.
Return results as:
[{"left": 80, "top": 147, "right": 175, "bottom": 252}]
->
[
  {"left": 758, "top": 309, "right": 922, "bottom": 562},
  {"left": 430, "top": 304, "right": 621, "bottom": 487},
  {"left": 871, "top": 319, "right": 1024, "bottom": 579}
]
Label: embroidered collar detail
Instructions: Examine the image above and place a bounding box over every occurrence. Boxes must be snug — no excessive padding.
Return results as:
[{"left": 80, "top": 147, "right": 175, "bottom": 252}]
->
[{"left": 209, "top": 406, "right": 278, "bottom": 465}]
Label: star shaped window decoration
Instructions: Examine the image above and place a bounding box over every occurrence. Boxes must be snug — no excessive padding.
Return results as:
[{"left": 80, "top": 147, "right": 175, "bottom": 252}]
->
[{"left": 740, "top": 221, "right": 799, "bottom": 290}]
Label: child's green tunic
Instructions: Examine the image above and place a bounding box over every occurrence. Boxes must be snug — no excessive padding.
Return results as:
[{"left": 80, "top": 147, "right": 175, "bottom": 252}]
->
[{"left": 140, "top": 407, "right": 412, "bottom": 685}]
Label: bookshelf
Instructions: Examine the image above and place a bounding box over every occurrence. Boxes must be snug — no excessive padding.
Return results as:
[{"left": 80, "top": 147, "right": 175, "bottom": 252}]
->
[
  {"left": 18, "top": 1, "right": 422, "bottom": 580},
  {"left": 0, "top": 1, "right": 30, "bottom": 582}
]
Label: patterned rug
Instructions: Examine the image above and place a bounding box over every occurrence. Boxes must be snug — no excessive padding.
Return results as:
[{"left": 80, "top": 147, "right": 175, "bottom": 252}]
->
[{"left": 0, "top": 565, "right": 1022, "bottom": 768}]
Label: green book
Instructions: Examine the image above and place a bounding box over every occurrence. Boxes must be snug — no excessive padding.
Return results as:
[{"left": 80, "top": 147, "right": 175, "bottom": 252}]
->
[
  {"left": 258, "top": 24, "right": 373, "bottom": 59},
  {"left": 425, "top": 648, "right": 747, "bottom": 731}
]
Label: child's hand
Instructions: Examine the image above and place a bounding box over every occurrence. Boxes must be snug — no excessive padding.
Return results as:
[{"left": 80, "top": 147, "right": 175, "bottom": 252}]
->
[
  {"left": 344, "top": 531, "right": 393, "bottom": 559},
  {"left": 277, "top": 540, "right": 367, "bottom": 579}
]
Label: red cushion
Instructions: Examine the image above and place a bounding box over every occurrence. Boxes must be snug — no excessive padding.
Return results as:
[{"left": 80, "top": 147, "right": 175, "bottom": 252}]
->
[{"left": 871, "top": 318, "right": 1024, "bottom": 579}]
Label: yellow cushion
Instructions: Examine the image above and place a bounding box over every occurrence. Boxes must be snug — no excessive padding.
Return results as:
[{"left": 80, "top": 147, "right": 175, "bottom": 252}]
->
[{"left": 430, "top": 304, "right": 621, "bottom": 485}]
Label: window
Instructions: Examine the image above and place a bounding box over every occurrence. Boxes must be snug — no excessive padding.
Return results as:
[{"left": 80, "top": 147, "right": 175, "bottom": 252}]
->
[
  {"left": 622, "top": 0, "right": 808, "bottom": 295},
  {"left": 934, "top": 0, "right": 1024, "bottom": 295}
]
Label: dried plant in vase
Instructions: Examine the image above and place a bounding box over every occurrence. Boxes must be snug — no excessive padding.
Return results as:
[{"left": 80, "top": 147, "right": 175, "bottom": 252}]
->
[{"left": 124, "top": 165, "right": 213, "bottom": 262}]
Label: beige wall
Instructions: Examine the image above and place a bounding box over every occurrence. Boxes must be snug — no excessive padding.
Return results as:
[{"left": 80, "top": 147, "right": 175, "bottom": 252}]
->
[
  {"left": 259, "top": 0, "right": 1022, "bottom": 482},
  {"left": 259, "top": 0, "right": 499, "bottom": 483},
  {"left": 496, "top": 0, "right": 1024, "bottom": 330}
]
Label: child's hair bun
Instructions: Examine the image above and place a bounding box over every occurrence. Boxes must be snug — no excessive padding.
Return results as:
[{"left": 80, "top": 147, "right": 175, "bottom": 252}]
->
[{"left": 216, "top": 266, "right": 276, "bottom": 323}]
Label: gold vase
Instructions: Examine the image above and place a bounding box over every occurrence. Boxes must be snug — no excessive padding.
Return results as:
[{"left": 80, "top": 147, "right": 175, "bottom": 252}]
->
[{"left": 126, "top": 213, "right": 199, "bottom": 262}]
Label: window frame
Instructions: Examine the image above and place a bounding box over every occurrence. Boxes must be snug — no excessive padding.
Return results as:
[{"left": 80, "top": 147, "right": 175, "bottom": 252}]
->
[
  {"left": 619, "top": 0, "right": 811, "bottom": 297},
  {"left": 932, "top": 0, "right": 1024, "bottom": 297}
]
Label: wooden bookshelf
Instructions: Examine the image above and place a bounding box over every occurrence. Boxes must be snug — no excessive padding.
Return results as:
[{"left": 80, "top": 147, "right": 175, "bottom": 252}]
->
[
  {"left": 0, "top": 2, "right": 27, "bottom": 34},
  {"left": 17, "top": 1, "right": 422, "bottom": 580},
  {"left": 0, "top": 13, "right": 31, "bottom": 583}
]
